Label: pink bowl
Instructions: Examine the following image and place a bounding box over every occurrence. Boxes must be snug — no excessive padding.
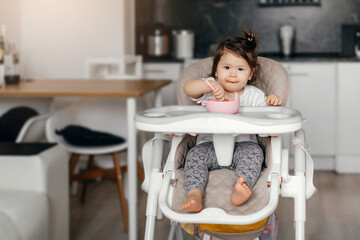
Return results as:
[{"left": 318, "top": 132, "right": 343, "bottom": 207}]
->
[{"left": 198, "top": 92, "right": 240, "bottom": 114}]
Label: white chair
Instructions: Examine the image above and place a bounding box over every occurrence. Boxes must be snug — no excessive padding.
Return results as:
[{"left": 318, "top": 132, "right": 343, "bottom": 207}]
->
[
  {"left": 0, "top": 101, "right": 50, "bottom": 143},
  {"left": 15, "top": 114, "right": 50, "bottom": 142},
  {"left": 45, "top": 55, "right": 145, "bottom": 232},
  {"left": 85, "top": 55, "right": 143, "bottom": 80}
]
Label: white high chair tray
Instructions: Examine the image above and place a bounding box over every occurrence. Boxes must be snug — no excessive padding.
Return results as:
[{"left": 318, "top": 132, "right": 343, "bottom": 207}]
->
[{"left": 135, "top": 105, "right": 303, "bottom": 135}]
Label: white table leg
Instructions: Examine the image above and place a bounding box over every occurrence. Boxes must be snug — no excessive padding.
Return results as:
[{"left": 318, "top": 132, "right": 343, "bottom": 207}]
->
[
  {"left": 154, "top": 89, "right": 162, "bottom": 108},
  {"left": 153, "top": 89, "right": 163, "bottom": 221},
  {"left": 127, "top": 97, "right": 137, "bottom": 240}
]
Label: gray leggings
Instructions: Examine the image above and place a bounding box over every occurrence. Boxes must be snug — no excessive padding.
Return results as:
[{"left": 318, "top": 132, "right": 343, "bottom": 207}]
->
[{"left": 184, "top": 141, "right": 264, "bottom": 193}]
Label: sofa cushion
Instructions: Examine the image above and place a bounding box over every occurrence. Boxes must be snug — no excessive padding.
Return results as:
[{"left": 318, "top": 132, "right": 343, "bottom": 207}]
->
[{"left": 0, "top": 191, "right": 49, "bottom": 240}]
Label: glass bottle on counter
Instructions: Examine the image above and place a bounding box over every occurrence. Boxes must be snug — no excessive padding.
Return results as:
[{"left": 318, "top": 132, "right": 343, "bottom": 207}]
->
[
  {"left": 4, "top": 43, "right": 20, "bottom": 85},
  {"left": 0, "top": 35, "right": 4, "bottom": 64},
  {"left": 0, "top": 26, "right": 5, "bottom": 87}
]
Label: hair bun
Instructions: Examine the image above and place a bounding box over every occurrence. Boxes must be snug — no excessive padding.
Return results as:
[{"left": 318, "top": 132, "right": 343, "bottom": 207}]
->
[
  {"left": 242, "top": 31, "right": 257, "bottom": 49},
  {"left": 246, "top": 33, "right": 254, "bottom": 41}
]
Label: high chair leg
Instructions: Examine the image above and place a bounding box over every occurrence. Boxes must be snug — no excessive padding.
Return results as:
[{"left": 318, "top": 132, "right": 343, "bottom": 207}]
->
[
  {"left": 175, "top": 222, "right": 184, "bottom": 240},
  {"left": 153, "top": 138, "right": 166, "bottom": 222},
  {"left": 294, "top": 130, "right": 307, "bottom": 240},
  {"left": 168, "top": 221, "right": 176, "bottom": 240},
  {"left": 156, "top": 206, "right": 163, "bottom": 220},
  {"left": 281, "top": 130, "right": 307, "bottom": 240},
  {"left": 295, "top": 221, "right": 305, "bottom": 240},
  {"left": 143, "top": 134, "right": 183, "bottom": 240},
  {"left": 294, "top": 177, "right": 306, "bottom": 240},
  {"left": 167, "top": 222, "right": 184, "bottom": 240},
  {"left": 145, "top": 216, "right": 156, "bottom": 240},
  {"left": 144, "top": 170, "right": 163, "bottom": 240},
  {"left": 282, "top": 175, "right": 306, "bottom": 240}
]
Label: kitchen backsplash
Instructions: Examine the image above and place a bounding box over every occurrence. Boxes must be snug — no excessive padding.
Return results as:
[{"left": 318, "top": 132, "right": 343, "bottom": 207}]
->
[{"left": 136, "top": 0, "right": 360, "bottom": 58}]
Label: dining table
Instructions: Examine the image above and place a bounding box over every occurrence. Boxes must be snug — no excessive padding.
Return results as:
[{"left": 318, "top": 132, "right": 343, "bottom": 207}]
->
[{"left": 0, "top": 78, "right": 172, "bottom": 240}]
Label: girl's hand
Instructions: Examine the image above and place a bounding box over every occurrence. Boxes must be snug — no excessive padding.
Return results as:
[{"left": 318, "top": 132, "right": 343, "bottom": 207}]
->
[
  {"left": 210, "top": 81, "right": 226, "bottom": 101},
  {"left": 266, "top": 94, "right": 282, "bottom": 106}
]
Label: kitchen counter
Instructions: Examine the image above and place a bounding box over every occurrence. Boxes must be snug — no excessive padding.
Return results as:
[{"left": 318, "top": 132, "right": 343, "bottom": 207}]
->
[
  {"left": 143, "top": 52, "right": 360, "bottom": 63},
  {"left": 143, "top": 58, "right": 183, "bottom": 63},
  {"left": 259, "top": 52, "right": 360, "bottom": 62}
]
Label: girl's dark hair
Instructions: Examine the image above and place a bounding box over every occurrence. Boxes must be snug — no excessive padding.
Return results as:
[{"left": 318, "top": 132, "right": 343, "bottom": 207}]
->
[{"left": 210, "top": 30, "right": 259, "bottom": 85}]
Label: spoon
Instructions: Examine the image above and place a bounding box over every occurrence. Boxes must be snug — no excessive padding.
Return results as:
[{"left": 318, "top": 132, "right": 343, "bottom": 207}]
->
[
  {"left": 204, "top": 79, "right": 235, "bottom": 102},
  {"left": 205, "top": 79, "right": 215, "bottom": 91}
]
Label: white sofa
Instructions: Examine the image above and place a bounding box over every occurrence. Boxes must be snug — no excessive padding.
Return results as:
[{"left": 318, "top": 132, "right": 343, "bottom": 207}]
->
[{"left": 0, "top": 143, "right": 69, "bottom": 240}]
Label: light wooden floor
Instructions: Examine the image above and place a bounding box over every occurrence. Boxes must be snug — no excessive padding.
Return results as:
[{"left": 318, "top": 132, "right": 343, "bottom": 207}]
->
[{"left": 71, "top": 171, "right": 360, "bottom": 240}]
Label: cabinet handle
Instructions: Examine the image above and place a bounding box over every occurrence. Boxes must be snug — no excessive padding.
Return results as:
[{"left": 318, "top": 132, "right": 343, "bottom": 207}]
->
[
  {"left": 290, "top": 73, "right": 309, "bottom": 77},
  {"left": 145, "top": 70, "right": 166, "bottom": 73}
]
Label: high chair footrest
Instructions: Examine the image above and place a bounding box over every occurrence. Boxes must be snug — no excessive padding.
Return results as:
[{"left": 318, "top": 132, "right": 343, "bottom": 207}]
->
[{"left": 158, "top": 173, "right": 280, "bottom": 225}]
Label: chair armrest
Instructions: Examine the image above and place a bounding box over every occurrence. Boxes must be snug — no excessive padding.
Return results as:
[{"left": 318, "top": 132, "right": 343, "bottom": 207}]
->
[
  {"left": 15, "top": 113, "right": 51, "bottom": 143},
  {"left": 0, "top": 144, "right": 67, "bottom": 193}
]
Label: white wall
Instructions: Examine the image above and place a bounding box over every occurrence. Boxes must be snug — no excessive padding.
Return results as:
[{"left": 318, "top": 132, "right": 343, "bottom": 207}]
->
[
  {"left": 0, "top": 0, "right": 21, "bottom": 48},
  {"left": 0, "top": 0, "right": 136, "bottom": 138},
  {"left": 124, "top": 0, "right": 135, "bottom": 54},
  {"left": 1, "top": 0, "right": 134, "bottom": 79}
]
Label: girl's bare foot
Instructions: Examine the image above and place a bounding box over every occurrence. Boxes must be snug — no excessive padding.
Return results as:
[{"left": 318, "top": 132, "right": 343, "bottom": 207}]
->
[
  {"left": 231, "top": 176, "right": 252, "bottom": 206},
  {"left": 181, "top": 189, "right": 203, "bottom": 213}
]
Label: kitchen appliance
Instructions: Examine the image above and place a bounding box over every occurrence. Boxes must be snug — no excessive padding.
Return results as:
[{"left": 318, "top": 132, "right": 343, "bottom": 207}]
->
[
  {"left": 355, "top": 31, "right": 360, "bottom": 58},
  {"left": 136, "top": 23, "right": 172, "bottom": 61},
  {"left": 172, "top": 30, "right": 194, "bottom": 59},
  {"left": 341, "top": 24, "right": 360, "bottom": 57},
  {"left": 280, "top": 25, "right": 294, "bottom": 57}
]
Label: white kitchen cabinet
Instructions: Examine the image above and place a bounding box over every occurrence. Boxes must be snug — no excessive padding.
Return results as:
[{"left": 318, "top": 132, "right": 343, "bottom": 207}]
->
[
  {"left": 336, "top": 63, "right": 360, "bottom": 173},
  {"left": 143, "top": 63, "right": 183, "bottom": 106},
  {"left": 284, "top": 63, "right": 336, "bottom": 157}
]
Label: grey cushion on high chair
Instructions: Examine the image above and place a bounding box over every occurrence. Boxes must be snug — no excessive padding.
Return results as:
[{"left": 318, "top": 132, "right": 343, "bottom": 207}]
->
[
  {"left": 172, "top": 57, "right": 290, "bottom": 234},
  {"left": 173, "top": 135, "right": 272, "bottom": 216}
]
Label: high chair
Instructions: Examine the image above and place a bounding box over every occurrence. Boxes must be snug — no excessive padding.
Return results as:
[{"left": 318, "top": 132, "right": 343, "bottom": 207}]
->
[{"left": 135, "top": 57, "right": 316, "bottom": 240}]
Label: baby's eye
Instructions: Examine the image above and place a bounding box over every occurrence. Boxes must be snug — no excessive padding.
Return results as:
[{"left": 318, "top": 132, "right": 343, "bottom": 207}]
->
[
  {"left": 224, "top": 66, "right": 230, "bottom": 70},
  {"left": 238, "top": 68, "right": 244, "bottom": 71}
]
